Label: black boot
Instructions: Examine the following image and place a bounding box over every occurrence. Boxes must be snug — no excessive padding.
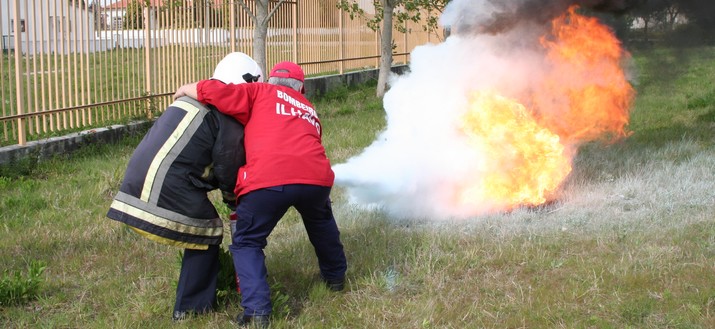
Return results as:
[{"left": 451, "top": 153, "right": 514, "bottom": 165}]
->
[
  {"left": 321, "top": 276, "right": 345, "bottom": 291},
  {"left": 236, "top": 313, "right": 270, "bottom": 328}
]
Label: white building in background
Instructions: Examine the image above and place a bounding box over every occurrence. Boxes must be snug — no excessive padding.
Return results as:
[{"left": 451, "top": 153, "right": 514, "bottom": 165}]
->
[
  {"left": 103, "top": 0, "right": 163, "bottom": 30},
  {"left": 0, "top": 0, "right": 105, "bottom": 54}
]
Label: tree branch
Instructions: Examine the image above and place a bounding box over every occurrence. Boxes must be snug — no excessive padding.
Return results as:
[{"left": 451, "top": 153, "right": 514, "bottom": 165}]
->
[
  {"left": 236, "top": 0, "right": 257, "bottom": 22},
  {"left": 267, "top": 0, "right": 288, "bottom": 22}
]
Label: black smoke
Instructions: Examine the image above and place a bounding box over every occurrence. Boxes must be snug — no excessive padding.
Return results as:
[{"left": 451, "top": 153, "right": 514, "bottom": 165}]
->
[
  {"left": 674, "top": 0, "right": 715, "bottom": 43},
  {"left": 443, "top": 0, "right": 643, "bottom": 35},
  {"left": 444, "top": 0, "right": 714, "bottom": 45}
]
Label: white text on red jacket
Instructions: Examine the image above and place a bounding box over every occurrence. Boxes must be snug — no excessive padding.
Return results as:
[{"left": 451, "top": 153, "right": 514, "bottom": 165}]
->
[{"left": 275, "top": 90, "right": 321, "bottom": 135}]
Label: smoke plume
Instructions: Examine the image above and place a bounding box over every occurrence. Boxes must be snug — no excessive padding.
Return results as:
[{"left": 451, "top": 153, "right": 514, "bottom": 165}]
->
[
  {"left": 332, "top": 0, "right": 635, "bottom": 220},
  {"left": 440, "top": 0, "right": 640, "bottom": 35}
]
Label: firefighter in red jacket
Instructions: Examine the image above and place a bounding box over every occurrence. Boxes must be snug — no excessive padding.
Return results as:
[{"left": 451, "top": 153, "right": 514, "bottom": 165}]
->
[
  {"left": 173, "top": 62, "right": 347, "bottom": 328},
  {"left": 108, "top": 52, "right": 262, "bottom": 321}
]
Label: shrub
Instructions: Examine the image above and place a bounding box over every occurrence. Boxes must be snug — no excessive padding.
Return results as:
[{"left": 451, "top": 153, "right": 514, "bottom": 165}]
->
[{"left": 0, "top": 261, "right": 46, "bottom": 306}]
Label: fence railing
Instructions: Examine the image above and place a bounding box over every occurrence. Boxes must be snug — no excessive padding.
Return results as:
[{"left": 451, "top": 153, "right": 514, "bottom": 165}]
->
[{"left": 0, "top": 0, "right": 442, "bottom": 146}]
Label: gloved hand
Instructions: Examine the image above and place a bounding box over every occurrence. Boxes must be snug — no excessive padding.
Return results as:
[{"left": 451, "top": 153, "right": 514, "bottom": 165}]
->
[{"left": 222, "top": 190, "right": 238, "bottom": 208}]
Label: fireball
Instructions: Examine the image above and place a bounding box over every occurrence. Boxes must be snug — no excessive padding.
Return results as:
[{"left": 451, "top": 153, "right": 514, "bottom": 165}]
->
[
  {"left": 455, "top": 6, "right": 633, "bottom": 210},
  {"left": 333, "top": 5, "right": 635, "bottom": 219}
]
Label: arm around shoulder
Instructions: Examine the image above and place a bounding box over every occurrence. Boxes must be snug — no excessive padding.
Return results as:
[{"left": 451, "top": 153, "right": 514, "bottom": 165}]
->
[{"left": 173, "top": 82, "right": 200, "bottom": 100}]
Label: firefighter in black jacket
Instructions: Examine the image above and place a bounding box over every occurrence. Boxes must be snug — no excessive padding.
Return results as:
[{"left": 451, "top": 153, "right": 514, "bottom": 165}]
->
[{"left": 107, "top": 52, "right": 262, "bottom": 320}]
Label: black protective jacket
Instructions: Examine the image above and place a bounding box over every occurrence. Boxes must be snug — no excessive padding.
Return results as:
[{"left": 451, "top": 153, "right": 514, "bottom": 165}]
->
[{"left": 107, "top": 97, "right": 244, "bottom": 248}]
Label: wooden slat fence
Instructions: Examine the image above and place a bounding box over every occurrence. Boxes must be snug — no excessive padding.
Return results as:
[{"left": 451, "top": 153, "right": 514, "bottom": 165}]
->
[{"left": 0, "top": 0, "right": 442, "bottom": 146}]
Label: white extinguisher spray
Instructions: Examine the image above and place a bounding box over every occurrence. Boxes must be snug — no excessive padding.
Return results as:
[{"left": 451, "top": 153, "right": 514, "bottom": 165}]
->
[{"left": 229, "top": 211, "right": 241, "bottom": 293}]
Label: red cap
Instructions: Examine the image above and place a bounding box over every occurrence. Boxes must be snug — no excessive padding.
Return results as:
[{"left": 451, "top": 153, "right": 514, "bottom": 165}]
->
[{"left": 269, "top": 61, "right": 305, "bottom": 83}]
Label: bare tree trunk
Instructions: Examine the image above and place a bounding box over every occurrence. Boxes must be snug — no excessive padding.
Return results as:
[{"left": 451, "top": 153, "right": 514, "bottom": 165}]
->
[
  {"left": 377, "top": 0, "right": 395, "bottom": 98},
  {"left": 254, "top": 0, "right": 270, "bottom": 76}
]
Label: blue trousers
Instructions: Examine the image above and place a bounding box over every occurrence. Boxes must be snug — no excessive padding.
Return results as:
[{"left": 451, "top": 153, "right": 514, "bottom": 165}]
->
[
  {"left": 173, "top": 244, "right": 219, "bottom": 313},
  {"left": 230, "top": 184, "right": 347, "bottom": 316}
]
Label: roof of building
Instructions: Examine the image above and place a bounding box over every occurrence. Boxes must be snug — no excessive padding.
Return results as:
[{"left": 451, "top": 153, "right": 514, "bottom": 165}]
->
[{"left": 104, "top": 0, "right": 166, "bottom": 9}]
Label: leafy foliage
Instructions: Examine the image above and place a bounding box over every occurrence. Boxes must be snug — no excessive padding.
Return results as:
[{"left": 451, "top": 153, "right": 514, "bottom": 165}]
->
[
  {"left": 336, "top": 0, "right": 450, "bottom": 96},
  {"left": 337, "top": 0, "right": 449, "bottom": 35},
  {"left": 0, "top": 261, "right": 46, "bottom": 306},
  {"left": 216, "top": 246, "right": 240, "bottom": 305},
  {"left": 173, "top": 246, "right": 240, "bottom": 307},
  {"left": 123, "top": 0, "right": 148, "bottom": 29}
]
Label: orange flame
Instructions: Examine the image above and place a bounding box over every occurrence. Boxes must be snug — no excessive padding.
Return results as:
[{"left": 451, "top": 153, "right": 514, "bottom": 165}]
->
[
  {"left": 535, "top": 5, "right": 635, "bottom": 143},
  {"left": 457, "top": 6, "right": 634, "bottom": 209},
  {"left": 459, "top": 91, "right": 571, "bottom": 208}
]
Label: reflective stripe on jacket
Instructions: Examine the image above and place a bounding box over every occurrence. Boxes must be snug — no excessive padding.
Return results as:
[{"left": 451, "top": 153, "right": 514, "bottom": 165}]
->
[{"left": 107, "top": 96, "right": 245, "bottom": 249}]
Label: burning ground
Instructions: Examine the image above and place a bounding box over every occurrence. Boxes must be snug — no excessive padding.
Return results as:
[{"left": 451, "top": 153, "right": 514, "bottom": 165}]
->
[{"left": 332, "top": 0, "right": 637, "bottom": 220}]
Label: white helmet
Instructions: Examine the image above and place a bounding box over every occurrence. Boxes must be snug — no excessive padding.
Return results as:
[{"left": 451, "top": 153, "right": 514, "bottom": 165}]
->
[{"left": 211, "top": 52, "right": 263, "bottom": 84}]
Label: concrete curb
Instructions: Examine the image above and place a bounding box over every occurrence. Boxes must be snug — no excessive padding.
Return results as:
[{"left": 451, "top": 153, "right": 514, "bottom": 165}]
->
[{"left": 0, "top": 121, "right": 152, "bottom": 167}]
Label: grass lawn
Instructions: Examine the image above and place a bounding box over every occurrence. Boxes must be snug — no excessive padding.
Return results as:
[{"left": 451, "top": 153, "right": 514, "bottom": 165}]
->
[{"left": 0, "top": 45, "right": 714, "bottom": 328}]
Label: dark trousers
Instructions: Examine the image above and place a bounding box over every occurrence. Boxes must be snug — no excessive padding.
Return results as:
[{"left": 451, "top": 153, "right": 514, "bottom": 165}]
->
[
  {"left": 173, "top": 244, "right": 219, "bottom": 313},
  {"left": 230, "top": 184, "right": 347, "bottom": 316}
]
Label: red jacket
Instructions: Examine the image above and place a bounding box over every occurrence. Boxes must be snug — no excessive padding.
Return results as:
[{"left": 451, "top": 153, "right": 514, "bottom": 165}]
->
[{"left": 197, "top": 79, "right": 335, "bottom": 196}]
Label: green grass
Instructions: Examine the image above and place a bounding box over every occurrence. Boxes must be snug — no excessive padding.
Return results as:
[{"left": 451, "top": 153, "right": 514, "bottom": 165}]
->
[
  {"left": 1, "top": 47, "right": 715, "bottom": 328},
  {"left": 0, "top": 261, "right": 46, "bottom": 307}
]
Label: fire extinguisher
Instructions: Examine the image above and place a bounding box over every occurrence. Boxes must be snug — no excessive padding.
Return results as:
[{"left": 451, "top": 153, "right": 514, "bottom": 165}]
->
[{"left": 229, "top": 211, "right": 241, "bottom": 293}]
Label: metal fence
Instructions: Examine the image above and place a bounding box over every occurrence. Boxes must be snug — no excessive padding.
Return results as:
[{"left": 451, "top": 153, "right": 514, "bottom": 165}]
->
[{"left": 0, "top": 0, "right": 442, "bottom": 146}]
